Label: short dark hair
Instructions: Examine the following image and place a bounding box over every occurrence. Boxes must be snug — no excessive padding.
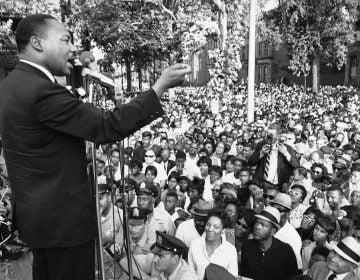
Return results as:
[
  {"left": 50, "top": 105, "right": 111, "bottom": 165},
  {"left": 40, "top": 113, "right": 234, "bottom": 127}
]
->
[
  {"left": 209, "top": 165, "right": 222, "bottom": 177},
  {"left": 206, "top": 208, "right": 231, "bottom": 228},
  {"left": 166, "top": 191, "right": 178, "bottom": 201},
  {"left": 145, "top": 165, "right": 157, "bottom": 177},
  {"left": 111, "top": 148, "right": 120, "bottom": 155},
  {"left": 197, "top": 156, "right": 212, "bottom": 168},
  {"left": 327, "top": 184, "right": 344, "bottom": 196},
  {"left": 129, "top": 159, "right": 143, "bottom": 169},
  {"left": 16, "top": 14, "right": 56, "bottom": 52},
  {"left": 142, "top": 131, "right": 152, "bottom": 138},
  {"left": 316, "top": 214, "right": 336, "bottom": 236},
  {"left": 239, "top": 167, "right": 250, "bottom": 174},
  {"left": 189, "top": 177, "right": 205, "bottom": 195}
]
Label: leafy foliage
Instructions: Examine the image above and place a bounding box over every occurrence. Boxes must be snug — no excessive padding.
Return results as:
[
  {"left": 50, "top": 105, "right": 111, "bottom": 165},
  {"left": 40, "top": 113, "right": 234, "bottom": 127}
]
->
[
  {"left": 262, "top": 0, "right": 358, "bottom": 90},
  {"left": 0, "top": 20, "right": 16, "bottom": 51}
]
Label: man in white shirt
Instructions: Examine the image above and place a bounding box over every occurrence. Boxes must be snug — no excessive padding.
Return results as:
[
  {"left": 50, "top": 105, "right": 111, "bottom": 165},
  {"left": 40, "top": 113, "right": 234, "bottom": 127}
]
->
[{"left": 270, "top": 193, "right": 303, "bottom": 271}]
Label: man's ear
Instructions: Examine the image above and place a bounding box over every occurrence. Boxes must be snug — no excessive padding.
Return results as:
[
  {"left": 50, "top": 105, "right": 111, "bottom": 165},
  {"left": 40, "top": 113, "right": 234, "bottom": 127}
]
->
[
  {"left": 29, "top": 36, "right": 44, "bottom": 52},
  {"left": 271, "top": 226, "right": 277, "bottom": 236}
]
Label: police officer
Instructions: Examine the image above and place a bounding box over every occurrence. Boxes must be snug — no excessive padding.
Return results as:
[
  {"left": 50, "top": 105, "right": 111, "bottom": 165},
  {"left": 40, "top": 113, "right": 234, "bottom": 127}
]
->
[
  {"left": 120, "top": 231, "right": 197, "bottom": 280},
  {"left": 136, "top": 182, "right": 176, "bottom": 246},
  {"left": 150, "top": 231, "right": 197, "bottom": 280},
  {"left": 128, "top": 206, "right": 151, "bottom": 254}
]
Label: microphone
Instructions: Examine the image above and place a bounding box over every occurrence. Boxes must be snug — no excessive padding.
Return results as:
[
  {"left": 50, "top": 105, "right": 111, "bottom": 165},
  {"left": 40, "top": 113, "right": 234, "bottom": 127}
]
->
[{"left": 79, "top": 51, "right": 115, "bottom": 87}]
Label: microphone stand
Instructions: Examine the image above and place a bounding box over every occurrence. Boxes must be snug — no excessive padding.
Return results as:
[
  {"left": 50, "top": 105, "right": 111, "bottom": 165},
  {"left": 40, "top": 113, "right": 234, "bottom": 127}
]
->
[
  {"left": 83, "top": 77, "right": 106, "bottom": 280},
  {"left": 119, "top": 136, "right": 134, "bottom": 280}
]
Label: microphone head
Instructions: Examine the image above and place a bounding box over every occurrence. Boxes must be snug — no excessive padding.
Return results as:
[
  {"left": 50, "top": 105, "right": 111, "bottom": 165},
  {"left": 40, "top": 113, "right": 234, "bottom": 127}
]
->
[{"left": 79, "top": 51, "right": 95, "bottom": 66}]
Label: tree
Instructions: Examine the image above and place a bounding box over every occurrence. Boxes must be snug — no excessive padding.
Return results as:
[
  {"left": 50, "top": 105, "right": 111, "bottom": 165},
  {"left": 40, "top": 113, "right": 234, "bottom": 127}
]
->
[
  {"left": 262, "top": 0, "right": 358, "bottom": 92},
  {"left": 73, "top": 0, "right": 176, "bottom": 92}
]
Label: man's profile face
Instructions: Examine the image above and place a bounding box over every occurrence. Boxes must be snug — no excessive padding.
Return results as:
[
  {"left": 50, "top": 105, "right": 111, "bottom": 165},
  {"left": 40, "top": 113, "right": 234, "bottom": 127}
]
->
[
  {"left": 40, "top": 19, "right": 75, "bottom": 76},
  {"left": 326, "top": 250, "right": 354, "bottom": 274},
  {"left": 164, "top": 196, "right": 177, "bottom": 213},
  {"left": 153, "top": 251, "right": 175, "bottom": 272}
]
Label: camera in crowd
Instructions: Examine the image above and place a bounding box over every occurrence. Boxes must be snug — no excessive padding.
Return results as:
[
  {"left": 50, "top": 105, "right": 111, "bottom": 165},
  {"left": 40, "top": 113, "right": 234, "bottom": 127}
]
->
[{"left": 265, "top": 133, "right": 273, "bottom": 145}]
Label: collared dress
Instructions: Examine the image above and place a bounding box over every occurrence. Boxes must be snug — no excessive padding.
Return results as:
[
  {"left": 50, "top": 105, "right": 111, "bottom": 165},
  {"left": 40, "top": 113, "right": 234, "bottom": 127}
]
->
[{"left": 188, "top": 235, "right": 238, "bottom": 280}]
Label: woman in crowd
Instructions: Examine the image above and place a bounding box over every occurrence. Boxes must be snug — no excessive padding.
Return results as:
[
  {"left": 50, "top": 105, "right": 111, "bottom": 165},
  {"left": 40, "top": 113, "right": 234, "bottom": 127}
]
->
[
  {"left": 296, "top": 206, "right": 321, "bottom": 244},
  {"left": 301, "top": 214, "right": 336, "bottom": 270},
  {"left": 188, "top": 208, "right": 238, "bottom": 280}
]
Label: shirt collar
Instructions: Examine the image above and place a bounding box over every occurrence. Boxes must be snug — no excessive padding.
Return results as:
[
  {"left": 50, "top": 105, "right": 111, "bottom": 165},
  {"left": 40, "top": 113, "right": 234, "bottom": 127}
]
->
[{"left": 20, "top": 59, "right": 56, "bottom": 83}]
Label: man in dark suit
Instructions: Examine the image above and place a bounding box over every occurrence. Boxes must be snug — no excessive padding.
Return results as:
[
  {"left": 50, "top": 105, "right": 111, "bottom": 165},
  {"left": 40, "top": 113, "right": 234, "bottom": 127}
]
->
[
  {"left": 160, "top": 147, "right": 176, "bottom": 175},
  {"left": 248, "top": 123, "right": 299, "bottom": 188},
  {"left": 0, "top": 14, "right": 191, "bottom": 280}
]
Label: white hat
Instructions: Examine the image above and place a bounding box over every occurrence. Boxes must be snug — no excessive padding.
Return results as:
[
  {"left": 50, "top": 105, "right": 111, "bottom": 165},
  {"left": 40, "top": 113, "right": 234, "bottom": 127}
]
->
[
  {"left": 254, "top": 206, "right": 280, "bottom": 229},
  {"left": 270, "top": 193, "right": 292, "bottom": 210},
  {"left": 333, "top": 236, "right": 360, "bottom": 265}
]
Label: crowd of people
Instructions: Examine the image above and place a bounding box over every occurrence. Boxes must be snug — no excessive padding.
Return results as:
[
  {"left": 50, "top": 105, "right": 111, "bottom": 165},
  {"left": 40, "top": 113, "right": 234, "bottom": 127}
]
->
[
  {"left": 1, "top": 76, "right": 360, "bottom": 280},
  {"left": 2, "top": 13, "right": 360, "bottom": 280},
  {"left": 2, "top": 82, "right": 360, "bottom": 279},
  {"left": 11, "top": 82, "right": 356, "bottom": 279}
]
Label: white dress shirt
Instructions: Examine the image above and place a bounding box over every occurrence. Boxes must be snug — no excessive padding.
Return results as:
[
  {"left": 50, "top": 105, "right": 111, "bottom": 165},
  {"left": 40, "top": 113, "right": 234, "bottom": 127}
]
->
[{"left": 20, "top": 59, "right": 56, "bottom": 82}]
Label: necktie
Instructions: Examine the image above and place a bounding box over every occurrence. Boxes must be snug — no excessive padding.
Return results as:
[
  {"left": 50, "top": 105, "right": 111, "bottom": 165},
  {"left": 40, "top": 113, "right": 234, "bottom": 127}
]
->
[
  {"left": 264, "top": 154, "right": 270, "bottom": 179},
  {"left": 327, "top": 274, "right": 337, "bottom": 280},
  {"left": 164, "top": 161, "right": 167, "bottom": 173}
]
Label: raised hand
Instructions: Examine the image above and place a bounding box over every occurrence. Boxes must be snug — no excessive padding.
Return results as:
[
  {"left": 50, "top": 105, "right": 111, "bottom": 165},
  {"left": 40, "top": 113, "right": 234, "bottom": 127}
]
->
[{"left": 152, "top": 64, "right": 192, "bottom": 97}]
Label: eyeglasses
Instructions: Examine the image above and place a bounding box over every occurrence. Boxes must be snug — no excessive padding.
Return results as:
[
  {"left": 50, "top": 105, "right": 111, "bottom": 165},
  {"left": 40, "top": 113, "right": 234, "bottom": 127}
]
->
[
  {"left": 211, "top": 189, "right": 220, "bottom": 192},
  {"left": 145, "top": 155, "right": 155, "bottom": 158},
  {"left": 289, "top": 189, "right": 302, "bottom": 197},
  {"left": 255, "top": 220, "right": 271, "bottom": 229},
  {"left": 263, "top": 194, "right": 275, "bottom": 200},
  {"left": 226, "top": 208, "right": 237, "bottom": 214},
  {"left": 304, "top": 215, "right": 315, "bottom": 223},
  {"left": 312, "top": 170, "right": 322, "bottom": 174}
]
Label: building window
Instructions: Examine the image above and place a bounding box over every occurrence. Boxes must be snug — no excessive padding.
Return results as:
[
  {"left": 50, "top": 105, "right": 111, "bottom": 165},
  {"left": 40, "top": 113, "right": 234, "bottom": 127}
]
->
[
  {"left": 258, "top": 66, "right": 262, "bottom": 82},
  {"left": 263, "top": 65, "right": 268, "bottom": 82},
  {"left": 263, "top": 43, "right": 269, "bottom": 57},
  {"left": 258, "top": 43, "right": 263, "bottom": 58}
]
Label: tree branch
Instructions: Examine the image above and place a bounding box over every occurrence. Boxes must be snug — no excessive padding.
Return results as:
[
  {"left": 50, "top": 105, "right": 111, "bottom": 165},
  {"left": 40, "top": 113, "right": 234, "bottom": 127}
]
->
[{"left": 144, "top": 0, "right": 177, "bottom": 20}]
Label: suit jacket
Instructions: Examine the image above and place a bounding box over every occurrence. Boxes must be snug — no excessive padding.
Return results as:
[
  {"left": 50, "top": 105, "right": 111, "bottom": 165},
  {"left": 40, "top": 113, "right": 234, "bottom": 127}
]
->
[
  {"left": 307, "top": 261, "right": 360, "bottom": 280},
  {"left": 0, "top": 62, "right": 163, "bottom": 248},
  {"left": 161, "top": 160, "right": 176, "bottom": 175},
  {"left": 248, "top": 141, "right": 299, "bottom": 186}
]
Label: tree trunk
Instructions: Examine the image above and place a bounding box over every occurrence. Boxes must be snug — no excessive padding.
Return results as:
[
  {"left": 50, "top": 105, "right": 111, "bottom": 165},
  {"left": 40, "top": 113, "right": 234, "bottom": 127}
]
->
[
  {"left": 125, "top": 56, "right": 132, "bottom": 92},
  {"left": 312, "top": 49, "right": 320, "bottom": 93}
]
